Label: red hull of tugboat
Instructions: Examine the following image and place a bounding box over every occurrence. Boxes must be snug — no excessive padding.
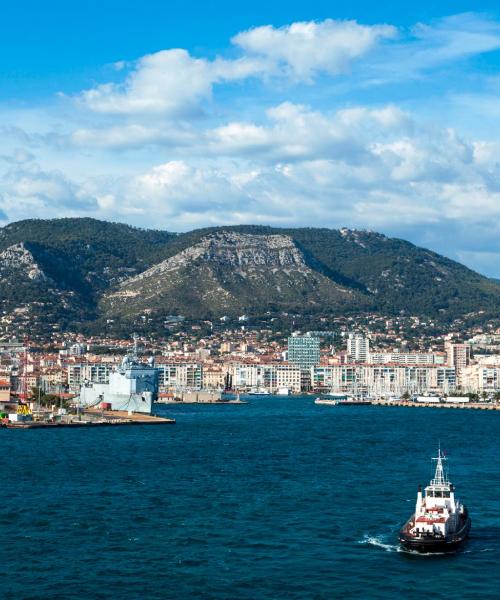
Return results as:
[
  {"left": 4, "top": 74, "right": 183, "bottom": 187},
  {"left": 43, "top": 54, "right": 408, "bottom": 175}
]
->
[{"left": 399, "top": 509, "right": 471, "bottom": 553}]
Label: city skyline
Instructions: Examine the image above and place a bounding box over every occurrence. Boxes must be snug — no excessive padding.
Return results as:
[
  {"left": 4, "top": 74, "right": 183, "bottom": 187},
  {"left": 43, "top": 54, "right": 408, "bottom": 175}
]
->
[{"left": 2, "top": 3, "right": 500, "bottom": 277}]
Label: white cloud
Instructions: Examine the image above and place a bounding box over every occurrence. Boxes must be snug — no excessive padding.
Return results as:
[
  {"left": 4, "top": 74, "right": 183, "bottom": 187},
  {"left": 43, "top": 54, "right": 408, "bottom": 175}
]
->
[
  {"left": 207, "top": 103, "right": 413, "bottom": 163},
  {"left": 4, "top": 14, "right": 500, "bottom": 274},
  {"left": 79, "top": 19, "right": 396, "bottom": 117},
  {"left": 128, "top": 160, "right": 253, "bottom": 220},
  {"left": 0, "top": 163, "right": 98, "bottom": 221},
  {"left": 233, "top": 19, "right": 396, "bottom": 81},
  {"left": 79, "top": 49, "right": 270, "bottom": 118},
  {"left": 112, "top": 103, "right": 500, "bottom": 231},
  {"left": 411, "top": 13, "right": 500, "bottom": 65},
  {"left": 81, "top": 49, "right": 216, "bottom": 116},
  {"left": 5, "top": 100, "right": 500, "bottom": 235},
  {"left": 366, "top": 13, "right": 500, "bottom": 84}
]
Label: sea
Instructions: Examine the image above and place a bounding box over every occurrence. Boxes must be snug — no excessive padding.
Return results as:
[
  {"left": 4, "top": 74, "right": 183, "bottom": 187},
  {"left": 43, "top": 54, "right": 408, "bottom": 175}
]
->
[{"left": 2, "top": 397, "right": 499, "bottom": 600}]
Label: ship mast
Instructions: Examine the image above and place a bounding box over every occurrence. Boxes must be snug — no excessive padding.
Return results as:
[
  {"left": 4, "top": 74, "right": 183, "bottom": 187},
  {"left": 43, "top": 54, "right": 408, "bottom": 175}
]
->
[{"left": 431, "top": 444, "right": 449, "bottom": 486}]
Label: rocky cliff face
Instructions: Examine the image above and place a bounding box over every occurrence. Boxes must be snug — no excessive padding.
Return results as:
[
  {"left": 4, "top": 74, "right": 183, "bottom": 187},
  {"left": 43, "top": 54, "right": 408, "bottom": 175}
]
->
[
  {"left": 103, "top": 231, "right": 359, "bottom": 318},
  {"left": 0, "top": 243, "right": 49, "bottom": 282},
  {"left": 121, "top": 232, "right": 310, "bottom": 283}
]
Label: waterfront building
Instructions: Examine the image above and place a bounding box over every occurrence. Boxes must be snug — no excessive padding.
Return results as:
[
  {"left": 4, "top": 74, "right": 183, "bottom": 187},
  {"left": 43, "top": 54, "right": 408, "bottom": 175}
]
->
[
  {"left": 67, "top": 363, "right": 112, "bottom": 391},
  {"left": 229, "top": 363, "right": 302, "bottom": 393},
  {"left": 459, "top": 364, "right": 500, "bottom": 392},
  {"left": 202, "top": 368, "right": 226, "bottom": 389},
  {"left": 478, "top": 367, "right": 500, "bottom": 391},
  {"left": 288, "top": 335, "right": 320, "bottom": 368},
  {"left": 157, "top": 362, "right": 203, "bottom": 390},
  {"left": 277, "top": 365, "right": 302, "bottom": 393},
  {"left": 312, "top": 365, "right": 456, "bottom": 396},
  {"left": 347, "top": 333, "right": 370, "bottom": 363}
]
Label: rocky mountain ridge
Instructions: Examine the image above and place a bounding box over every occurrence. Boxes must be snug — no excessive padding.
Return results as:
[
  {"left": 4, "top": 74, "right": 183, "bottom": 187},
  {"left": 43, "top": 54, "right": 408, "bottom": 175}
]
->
[
  {"left": 102, "top": 231, "right": 357, "bottom": 320},
  {"left": 0, "top": 218, "right": 498, "bottom": 335}
]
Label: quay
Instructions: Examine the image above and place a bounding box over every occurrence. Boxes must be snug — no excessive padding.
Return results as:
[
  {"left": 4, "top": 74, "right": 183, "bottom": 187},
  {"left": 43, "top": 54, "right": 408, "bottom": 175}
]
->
[
  {"left": 371, "top": 400, "right": 500, "bottom": 410},
  {"left": 86, "top": 409, "right": 176, "bottom": 423},
  {"left": 2, "top": 410, "right": 175, "bottom": 429}
]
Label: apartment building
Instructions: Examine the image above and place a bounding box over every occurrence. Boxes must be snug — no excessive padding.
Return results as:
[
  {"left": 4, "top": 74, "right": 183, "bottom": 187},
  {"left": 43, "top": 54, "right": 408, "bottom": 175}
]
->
[
  {"left": 346, "top": 333, "right": 370, "bottom": 363},
  {"left": 67, "top": 363, "right": 112, "bottom": 391},
  {"left": 459, "top": 364, "right": 500, "bottom": 392},
  {"left": 369, "top": 352, "right": 442, "bottom": 365},
  {"left": 445, "top": 342, "right": 471, "bottom": 368},
  {"left": 157, "top": 363, "right": 203, "bottom": 390},
  {"left": 229, "top": 363, "right": 302, "bottom": 393},
  {"left": 312, "top": 365, "right": 456, "bottom": 395}
]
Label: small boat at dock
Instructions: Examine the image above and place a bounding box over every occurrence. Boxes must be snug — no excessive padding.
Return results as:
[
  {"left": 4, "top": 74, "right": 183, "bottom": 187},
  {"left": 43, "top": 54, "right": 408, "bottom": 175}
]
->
[
  {"left": 399, "top": 447, "right": 471, "bottom": 552},
  {"left": 314, "top": 393, "right": 369, "bottom": 406},
  {"left": 314, "top": 397, "right": 339, "bottom": 405},
  {"left": 314, "top": 393, "right": 352, "bottom": 405}
]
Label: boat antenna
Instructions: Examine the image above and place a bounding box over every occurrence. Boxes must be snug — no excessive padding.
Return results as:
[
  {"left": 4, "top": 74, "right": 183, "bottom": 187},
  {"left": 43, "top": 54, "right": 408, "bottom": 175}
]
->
[{"left": 431, "top": 442, "right": 449, "bottom": 485}]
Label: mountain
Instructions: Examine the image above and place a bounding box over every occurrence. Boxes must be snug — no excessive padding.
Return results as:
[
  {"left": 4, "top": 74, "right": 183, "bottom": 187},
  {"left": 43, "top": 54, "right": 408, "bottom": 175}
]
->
[
  {"left": 101, "top": 231, "right": 365, "bottom": 320},
  {"left": 0, "top": 218, "right": 498, "bottom": 336}
]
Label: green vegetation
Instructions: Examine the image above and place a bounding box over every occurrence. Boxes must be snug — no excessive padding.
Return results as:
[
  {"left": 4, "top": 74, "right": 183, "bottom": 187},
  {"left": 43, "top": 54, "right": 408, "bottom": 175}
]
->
[
  {"left": 29, "top": 387, "right": 69, "bottom": 409},
  {"left": 0, "top": 218, "right": 499, "bottom": 336}
]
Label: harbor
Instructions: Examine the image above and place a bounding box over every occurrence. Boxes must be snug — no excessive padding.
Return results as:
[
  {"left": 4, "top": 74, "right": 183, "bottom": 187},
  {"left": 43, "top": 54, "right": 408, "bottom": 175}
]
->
[
  {"left": 3, "top": 393, "right": 499, "bottom": 599},
  {"left": 313, "top": 391, "right": 500, "bottom": 409},
  {"left": 1, "top": 343, "right": 176, "bottom": 428}
]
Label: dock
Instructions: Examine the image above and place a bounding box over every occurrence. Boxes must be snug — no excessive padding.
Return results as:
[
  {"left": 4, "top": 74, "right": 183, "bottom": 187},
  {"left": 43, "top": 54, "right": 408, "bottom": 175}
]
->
[
  {"left": 372, "top": 400, "right": 500, "bottom": 410},
  {"left": 2, "top": 409, "right": 175, "bottom": 429}
]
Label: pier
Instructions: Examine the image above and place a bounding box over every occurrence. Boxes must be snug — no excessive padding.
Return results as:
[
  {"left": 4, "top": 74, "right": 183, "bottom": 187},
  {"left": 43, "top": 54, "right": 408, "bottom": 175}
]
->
[{"left": 2, "top": 409, "right": 175, "bottom": 429}]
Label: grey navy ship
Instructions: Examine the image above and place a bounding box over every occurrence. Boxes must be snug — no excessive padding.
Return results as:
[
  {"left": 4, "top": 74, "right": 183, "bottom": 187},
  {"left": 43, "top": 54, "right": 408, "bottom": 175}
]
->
[{"left": 78, "top": 351, "right": 159, "bottom": 415}]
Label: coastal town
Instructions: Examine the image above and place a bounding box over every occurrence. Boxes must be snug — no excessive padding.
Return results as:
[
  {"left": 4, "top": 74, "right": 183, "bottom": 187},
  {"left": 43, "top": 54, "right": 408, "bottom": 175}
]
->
[{"left": 2, "top": 314, "right": 500, "bottom": 422}]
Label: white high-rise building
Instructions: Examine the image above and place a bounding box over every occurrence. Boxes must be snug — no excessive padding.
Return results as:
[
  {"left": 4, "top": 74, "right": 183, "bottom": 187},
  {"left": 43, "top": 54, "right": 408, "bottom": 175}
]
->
[{"left": 347, "top": 333, "right": 370, "bottom": 363}]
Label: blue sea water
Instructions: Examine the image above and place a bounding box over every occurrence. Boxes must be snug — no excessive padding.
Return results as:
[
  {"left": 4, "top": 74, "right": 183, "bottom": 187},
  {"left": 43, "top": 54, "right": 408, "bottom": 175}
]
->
[{"left": 1, "top": 397, "right": 499, "bottom": 600}]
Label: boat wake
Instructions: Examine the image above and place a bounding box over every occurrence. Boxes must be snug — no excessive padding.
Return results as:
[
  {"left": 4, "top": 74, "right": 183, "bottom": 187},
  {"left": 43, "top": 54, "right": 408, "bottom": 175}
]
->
[
  {"left": 359, "top": 534, "right": 452, "bottom": 556},
  {"left": 358, "top": 534, "right": 401, "bottom": 553}
]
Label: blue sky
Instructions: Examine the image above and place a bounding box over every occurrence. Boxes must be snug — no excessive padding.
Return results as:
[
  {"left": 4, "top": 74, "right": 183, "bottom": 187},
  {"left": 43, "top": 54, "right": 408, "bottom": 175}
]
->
[{"left": 2, "top": 2, "right": 500, "bottom": 276}]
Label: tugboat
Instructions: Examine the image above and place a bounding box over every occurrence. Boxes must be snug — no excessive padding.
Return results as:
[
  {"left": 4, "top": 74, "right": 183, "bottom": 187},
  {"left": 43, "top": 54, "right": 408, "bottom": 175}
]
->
[{"left": 399, "top": 447, "right": 471, "bottom": 552}]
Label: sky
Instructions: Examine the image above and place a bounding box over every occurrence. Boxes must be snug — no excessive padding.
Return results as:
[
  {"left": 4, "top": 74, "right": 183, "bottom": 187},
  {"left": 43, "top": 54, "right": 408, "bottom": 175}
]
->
[{"left": 2, "top": 1, "right": 500, "bottom": 276}]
